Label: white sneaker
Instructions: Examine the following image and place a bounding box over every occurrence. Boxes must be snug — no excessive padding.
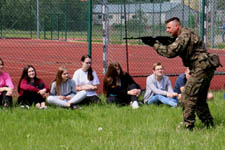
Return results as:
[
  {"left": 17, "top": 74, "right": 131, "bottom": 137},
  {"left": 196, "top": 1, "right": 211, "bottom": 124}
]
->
[
  {"left": 20, "top": 105, "right": 30, "bottom": 109},
  {"left": 40, "top": 106, "right": 48, "bottom": 110},
  {"left": 131, "top": 101, "right": 139, "bottom": 109}
]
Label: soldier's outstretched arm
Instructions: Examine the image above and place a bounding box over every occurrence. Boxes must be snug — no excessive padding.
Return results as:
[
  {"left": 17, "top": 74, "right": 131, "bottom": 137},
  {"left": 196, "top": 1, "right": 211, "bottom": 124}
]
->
[{"left": 152, "top": 32, "right": 191, "bottom": 58}]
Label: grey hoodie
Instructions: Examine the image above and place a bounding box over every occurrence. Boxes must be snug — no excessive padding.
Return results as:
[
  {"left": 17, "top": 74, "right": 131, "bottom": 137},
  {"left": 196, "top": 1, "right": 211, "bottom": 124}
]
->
[{"left": 143, "top": 74, "right": 174, "bottom": 103}]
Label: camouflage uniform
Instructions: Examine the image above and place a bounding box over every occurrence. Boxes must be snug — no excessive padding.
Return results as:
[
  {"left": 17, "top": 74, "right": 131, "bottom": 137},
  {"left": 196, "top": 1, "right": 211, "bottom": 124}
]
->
[{"left": 152, "top": 28, "right": 215, "bottom": 129}]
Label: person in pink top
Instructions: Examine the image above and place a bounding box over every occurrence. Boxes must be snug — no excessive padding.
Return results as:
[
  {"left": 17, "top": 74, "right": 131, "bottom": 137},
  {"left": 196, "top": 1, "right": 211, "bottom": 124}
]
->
[
  {"left": 17, "top": 65, "right": 49, "bottom": 109},
  {"left": 0, "top": 58, "right": 14, "bottom": 108}
]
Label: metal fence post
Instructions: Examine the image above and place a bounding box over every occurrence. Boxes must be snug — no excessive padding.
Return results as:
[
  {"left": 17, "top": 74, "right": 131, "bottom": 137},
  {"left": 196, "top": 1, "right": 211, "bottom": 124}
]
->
[
  {"left": 205, "top": 1, "right": 208, "bottom": 49},
  {"left": 102, "top": 0, "right": 109, "bottom": 74},
  {"left": 210, "top": 0, "right": 216, "bottom": 48},
  {"left": 37, "top": 0, "right": 40, "bottom": 39},
  {"left": 64, "top": 0, "right": 67, "bottom": 41},
  {"left": 43, "top": 16, "right": 46, "bottom": 39},
  {"left": 138, "top": 2, "right": 142, "bottom": 45},
  {"left": 57, "top": 14, "right": 59, "bottom": 40},
  {"left": 50, "top": 15, "right": 53, "bottom": 40},
  {"left": 159, "top": 1, "right": 162, "bottom": 36},
  {"left": 123, "top": 1, "right": 129, "bottom": 73},
  {"left": 88, "top": 0, "right": 92, "bottom": 56},
  {"left": 120, "top": 1, "right": 123, "bottom": 43},
  {"left": 30, "top": 0, "right": 32, "bottom": 38},
  {"left": 188, "top": 0, "right": 190, "bottom": 27},
  {"left": 0, "top": 0, "right": 2, "bottom": 38},
  {"left": 152, "top": 1, "right": 155, "bottom": 36},
  {"left": 200, "top": 0, "right": 205, "bottom": 40},
  {"left": 182, "top": 0, "right": 184, "bottom": 26}
]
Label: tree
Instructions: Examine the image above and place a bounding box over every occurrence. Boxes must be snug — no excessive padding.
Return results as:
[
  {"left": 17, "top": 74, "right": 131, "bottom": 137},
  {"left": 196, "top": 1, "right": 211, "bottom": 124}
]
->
[
  {"left": 1, "top": 0, "right": 32, "bottom": 30},
  {"left": 0, "top": 0, "right": 89, "bottom": 31}
]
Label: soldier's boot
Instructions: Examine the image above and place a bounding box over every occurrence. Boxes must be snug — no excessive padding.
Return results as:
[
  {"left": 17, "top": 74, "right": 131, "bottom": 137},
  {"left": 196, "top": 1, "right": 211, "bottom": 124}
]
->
[
  {"left": 183, "top": 123, "right": 194, "bottom": 131},
  {"left": 185, "top": 124, "right": 194, "bottom": 131},
  {"left": 204, "top": 120, "right": 214, "bottom": 129},
  {"left": 177, "top": 122, "right": 194, "bottom": 131}
]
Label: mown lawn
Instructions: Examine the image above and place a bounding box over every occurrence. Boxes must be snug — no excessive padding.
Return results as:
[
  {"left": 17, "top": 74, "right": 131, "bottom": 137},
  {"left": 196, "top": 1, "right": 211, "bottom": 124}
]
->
[{"left": 0, "top": 91, "right": 224, "bottom": 150}]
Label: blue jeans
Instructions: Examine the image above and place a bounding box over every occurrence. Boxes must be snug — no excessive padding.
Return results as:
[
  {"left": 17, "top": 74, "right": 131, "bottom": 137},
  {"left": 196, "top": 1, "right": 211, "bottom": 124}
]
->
[{"left": 147, "top": 94, "right": 177, "bottom": 107}]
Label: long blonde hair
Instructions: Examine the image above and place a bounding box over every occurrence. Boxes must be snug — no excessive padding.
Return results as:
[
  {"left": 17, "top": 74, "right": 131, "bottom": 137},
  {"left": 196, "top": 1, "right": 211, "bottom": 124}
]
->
[{"left": 54, "top": 66, "right": 68, "bottom": 95}]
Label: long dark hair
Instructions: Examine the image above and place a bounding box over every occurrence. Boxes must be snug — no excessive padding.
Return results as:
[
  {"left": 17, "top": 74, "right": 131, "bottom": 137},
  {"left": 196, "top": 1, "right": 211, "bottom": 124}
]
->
[
  {"left": 54, "top": 65, "right": 68, "bottom": 95},
  {"left": 81, "top": 54, "right": 93, "bottom": 81},
  {"left": 103, "top": 62, "right": 124, "bottom": 95},
  {"left": 18, "top": 65, "right": 39, "bottom": 93}
]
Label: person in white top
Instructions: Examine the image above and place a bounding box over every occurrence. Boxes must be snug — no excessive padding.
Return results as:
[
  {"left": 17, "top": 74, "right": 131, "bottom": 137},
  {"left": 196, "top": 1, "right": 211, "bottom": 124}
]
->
[{"left": 72, "top": 54, "right": 101, "bottom": 105}]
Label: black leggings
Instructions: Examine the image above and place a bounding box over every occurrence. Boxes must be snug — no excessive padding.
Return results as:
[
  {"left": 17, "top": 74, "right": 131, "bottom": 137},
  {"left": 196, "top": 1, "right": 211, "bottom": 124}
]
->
[
  {"left": 107, "top": 84, "right": 140, "bottom": 105},
  {"left": 0, "top": 91, "right": 13, "bottom": 106},
  {"left": 79, "top": 95, "right": 101, "bottom": 105},
  {"left": 17, "top": 91, "right": 45, "bottom": 106}
]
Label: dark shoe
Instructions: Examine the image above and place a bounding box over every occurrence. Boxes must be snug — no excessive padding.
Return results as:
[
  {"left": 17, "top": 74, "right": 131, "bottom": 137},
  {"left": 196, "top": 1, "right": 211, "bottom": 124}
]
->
[
  {"left": 176, "top": 122, "right": 193, "bottom": 131},
  {"left": 184, "top": 124, "right": 194, "bottom": 131},
  {"left": 204, "top": 120, "right": 214, "bottom": 129},
  {"left": 185, "top": 126, "right": 193, "bottom": 131},
  {"left": 70, "top": 104, "right": 81, "bottom": 110}
]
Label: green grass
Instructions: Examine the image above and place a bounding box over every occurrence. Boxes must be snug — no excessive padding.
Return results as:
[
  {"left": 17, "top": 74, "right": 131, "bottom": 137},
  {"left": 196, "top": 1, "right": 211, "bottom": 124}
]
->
[{"left": 0, "top": 91, "right": 225, "bottom": 150}]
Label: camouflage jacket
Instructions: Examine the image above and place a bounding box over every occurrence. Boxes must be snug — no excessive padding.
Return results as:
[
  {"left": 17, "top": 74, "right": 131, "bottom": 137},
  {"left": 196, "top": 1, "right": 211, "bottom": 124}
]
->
[{"left": 153, "top": 28, "right": 208, "bottom": 70}]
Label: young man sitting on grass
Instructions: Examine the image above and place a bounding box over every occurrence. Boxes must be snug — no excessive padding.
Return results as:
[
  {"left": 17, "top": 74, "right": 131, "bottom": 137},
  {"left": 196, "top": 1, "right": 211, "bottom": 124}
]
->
[{"left": 143, "top": 62, "right": 178, "bottom": 107}]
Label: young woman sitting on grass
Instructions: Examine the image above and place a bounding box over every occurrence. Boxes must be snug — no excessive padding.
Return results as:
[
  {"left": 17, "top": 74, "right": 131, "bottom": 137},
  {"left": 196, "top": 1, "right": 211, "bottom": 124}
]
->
[
  {"left": 103, "top": 62, "right": 141, "bottom": 109},
  {"left": 17, "top": 65, "right": 49, "bottom": 109},
  {"left": 0, "top": 57, "right": 14, "bottom": 108},
  {"left": 72, "top": 54, "right": 101, "bottom": 105},
  {"left": 47, "top": 66, "right": 87, "bottom": 109}
]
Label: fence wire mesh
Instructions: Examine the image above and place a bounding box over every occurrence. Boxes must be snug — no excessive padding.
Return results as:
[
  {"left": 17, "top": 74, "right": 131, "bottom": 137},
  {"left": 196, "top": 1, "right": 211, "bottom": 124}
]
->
[
  {"left": 0, "top": 0, "right": 90, "bottom": 95},
  {"left": 0, "top": 0, "right": 89, "bottom": 40},
  {"left": 0, "top": 0, "right": 224, "bottom": 95},
  {"left": 93, "top": 0, "right": 225, "bottom": 90}
]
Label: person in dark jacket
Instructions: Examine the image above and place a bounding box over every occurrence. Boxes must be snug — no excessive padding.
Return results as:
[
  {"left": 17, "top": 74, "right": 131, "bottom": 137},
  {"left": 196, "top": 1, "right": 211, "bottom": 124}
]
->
[{"left": 103, "top": 62, "right": 141, "bottom": 109}]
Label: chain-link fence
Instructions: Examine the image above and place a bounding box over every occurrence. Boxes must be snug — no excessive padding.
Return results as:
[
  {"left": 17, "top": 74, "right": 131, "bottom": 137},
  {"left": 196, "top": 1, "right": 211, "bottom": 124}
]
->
[
  {"left": 0, "top": 0, "right": 224, "bottom": 94},
  {"left": 93, "top": 0, "right": 225, "bottom": 47},
  {"left": 93, "top": 0, "right": 225, "bottom": 90},
  {"left": 0, "top": 0, "right": 90, "bottom": 95},
  {"left": 0, "top": 0, "right": 89, "bottom": 40}
]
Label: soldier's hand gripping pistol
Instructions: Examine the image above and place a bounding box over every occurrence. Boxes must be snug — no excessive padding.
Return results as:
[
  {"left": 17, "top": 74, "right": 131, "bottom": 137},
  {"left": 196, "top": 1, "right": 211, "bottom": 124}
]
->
[{"left": 123, "top": 36, "right": 176, "bottom": 46}]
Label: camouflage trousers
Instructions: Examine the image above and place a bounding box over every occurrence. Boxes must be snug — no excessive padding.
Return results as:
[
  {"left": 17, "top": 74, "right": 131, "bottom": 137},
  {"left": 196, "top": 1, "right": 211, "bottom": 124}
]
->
[{"left": 181, "top": 67, "right": 215, "bottom": 128}]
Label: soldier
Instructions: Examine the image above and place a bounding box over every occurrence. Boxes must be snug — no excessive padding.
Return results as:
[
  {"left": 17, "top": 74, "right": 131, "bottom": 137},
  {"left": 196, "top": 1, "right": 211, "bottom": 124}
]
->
[{"left": 142, "top": 17, "right": 217, "bottom": 130}]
